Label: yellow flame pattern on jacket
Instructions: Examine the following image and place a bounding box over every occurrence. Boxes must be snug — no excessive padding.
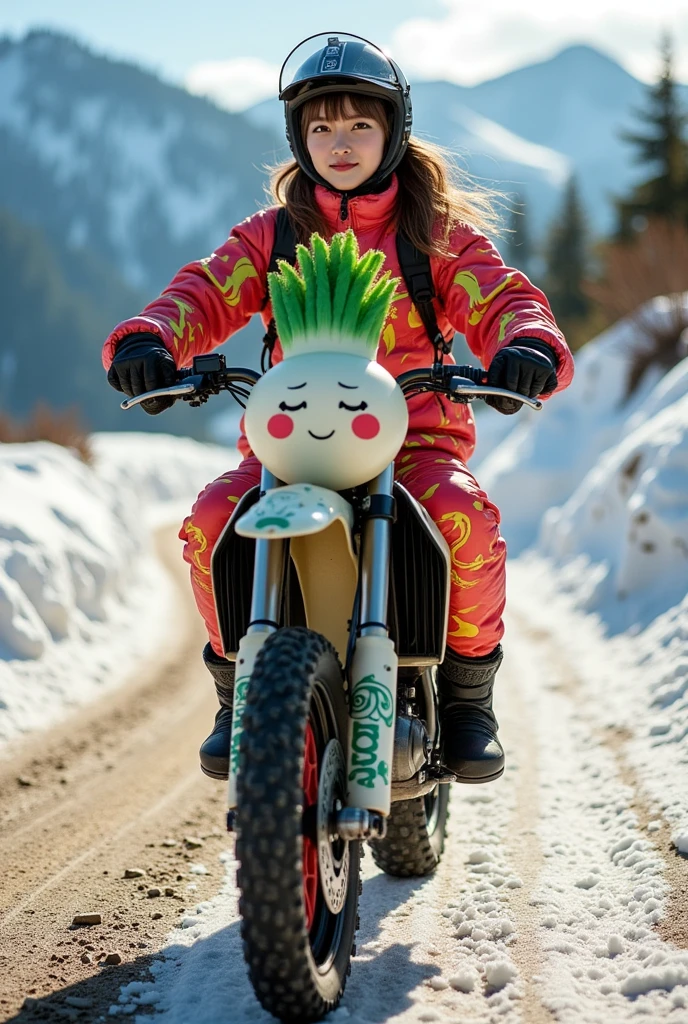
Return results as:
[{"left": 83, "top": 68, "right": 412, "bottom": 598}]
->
[
  {"left": 448, "top": 609, "right": 480, "bottom": 638},
  {"left": 497, "top": 311, "right": 517, "bottom": 341},
  {"left": 167, "top": 297, "right": 205, "bottom": 363},
  {"left": 201, "top": 255, "right": 259, "bottom": 307},
  {"left": 453, "top": 270, "right": 523, "bottom": 326}
]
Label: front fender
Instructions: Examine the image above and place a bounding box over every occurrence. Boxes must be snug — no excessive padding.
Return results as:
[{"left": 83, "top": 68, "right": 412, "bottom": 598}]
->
[
  {"left": 236, "top": 484, "right": 357, "bottom": 660},
  {"left": 235, "top": 484, "right": 355, "bottom": 555}
]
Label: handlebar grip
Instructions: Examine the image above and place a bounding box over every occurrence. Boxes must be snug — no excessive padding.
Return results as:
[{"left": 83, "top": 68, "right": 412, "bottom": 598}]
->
[{"left": 448, "top": 365, "right": 487, "bottom": 385}]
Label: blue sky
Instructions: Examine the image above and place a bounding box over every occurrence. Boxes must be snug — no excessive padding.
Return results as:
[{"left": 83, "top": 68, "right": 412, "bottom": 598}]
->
[
  {"left": 2, "top": 0, "right": 687, "bottom": 110},
  {"left": 0, "top": 0, "right": 442, "bottom": 83}
]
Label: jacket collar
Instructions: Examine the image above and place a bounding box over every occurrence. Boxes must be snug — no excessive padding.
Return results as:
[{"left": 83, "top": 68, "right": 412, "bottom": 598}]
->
[{"left": 314, "top": 174, "right": 399, "bottom": 232}]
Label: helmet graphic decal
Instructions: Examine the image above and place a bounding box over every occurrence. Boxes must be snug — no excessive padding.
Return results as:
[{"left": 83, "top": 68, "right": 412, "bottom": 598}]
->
[{"left": 244, "top": 230, "right": 409, "bottom": 490}]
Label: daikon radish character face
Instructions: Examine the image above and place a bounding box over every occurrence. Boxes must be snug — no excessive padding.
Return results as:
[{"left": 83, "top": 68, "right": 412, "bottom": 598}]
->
[
  {"left": 243, "top": 229, "right": 408, "bottom": 489},
  {"left": 245, "top": 351, "right": 408, "bottom": 489}
]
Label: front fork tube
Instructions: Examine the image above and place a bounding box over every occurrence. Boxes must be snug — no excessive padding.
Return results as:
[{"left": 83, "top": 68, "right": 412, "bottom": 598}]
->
[
  {"left": 346, "top": 464, "right": 398, "bottom": 817},
  {"left": 228, "top": 468, "right": 285, "bottom": 814}
]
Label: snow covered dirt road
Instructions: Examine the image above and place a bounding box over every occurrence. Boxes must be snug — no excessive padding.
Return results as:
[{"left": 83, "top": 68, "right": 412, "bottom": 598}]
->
[
  {"left": 102, "top": 600, "right": 688, "bottom": 1023},
  {"left": 2, "top": 548, "right": 687, "bottom": 1023}
]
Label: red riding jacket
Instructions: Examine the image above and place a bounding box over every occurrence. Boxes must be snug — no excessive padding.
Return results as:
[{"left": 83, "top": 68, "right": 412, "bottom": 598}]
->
[{"left": 103, "top": 175, "right": 573, "bottom": 462}]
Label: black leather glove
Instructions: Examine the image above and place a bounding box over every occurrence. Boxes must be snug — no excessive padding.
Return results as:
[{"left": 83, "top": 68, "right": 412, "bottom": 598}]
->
[
  {"left": 485, "top": 338, "right": 558, "bottom": 415},
  {"left": 107, "top": 332, "right": 177, "bottom": 415}
]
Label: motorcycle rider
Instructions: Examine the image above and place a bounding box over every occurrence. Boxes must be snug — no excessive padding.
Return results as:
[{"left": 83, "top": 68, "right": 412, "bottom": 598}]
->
[{"left": 104, "top": 34, "right": 574, "bottom": 785}]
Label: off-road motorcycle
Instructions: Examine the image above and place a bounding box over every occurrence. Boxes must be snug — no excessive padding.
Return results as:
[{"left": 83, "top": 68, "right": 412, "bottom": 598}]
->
[{"left": 121, "top": 232, "right": 542, "bottom": 1022}]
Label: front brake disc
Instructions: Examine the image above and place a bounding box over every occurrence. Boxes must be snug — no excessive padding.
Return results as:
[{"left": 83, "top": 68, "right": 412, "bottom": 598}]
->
[{"left": 317, "top": 739, "right": 350, "bottom": 914}]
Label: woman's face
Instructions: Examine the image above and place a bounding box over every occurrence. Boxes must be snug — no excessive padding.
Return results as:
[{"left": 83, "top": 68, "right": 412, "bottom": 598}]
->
[{"left": 305, "top": 99, "right": 386, "bottom": 191}]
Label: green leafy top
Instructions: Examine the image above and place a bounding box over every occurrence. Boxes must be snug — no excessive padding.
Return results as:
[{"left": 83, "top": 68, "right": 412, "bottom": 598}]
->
[{"left": 267, "top": 228, "right": 399, "bottom": 358}]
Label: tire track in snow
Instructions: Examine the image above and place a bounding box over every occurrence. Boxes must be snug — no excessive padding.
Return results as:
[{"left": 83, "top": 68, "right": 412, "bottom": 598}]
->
[
  {"left": 497, "top": 651, "right": 557, "bottom": 1024},
  {"left": 604, "top": 727, "right": 688, "bottom": 951},
  {"left": 513, "top": 611, "right": 688, "bottom": 952},
  {"left": 508, "top": 607, "right": 688, "bottom": 1021}
]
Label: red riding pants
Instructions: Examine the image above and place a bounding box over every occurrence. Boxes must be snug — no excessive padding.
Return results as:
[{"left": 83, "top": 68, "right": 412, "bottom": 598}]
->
[{"left": 180, "top": 450, "right": 506, "bottom": 659}]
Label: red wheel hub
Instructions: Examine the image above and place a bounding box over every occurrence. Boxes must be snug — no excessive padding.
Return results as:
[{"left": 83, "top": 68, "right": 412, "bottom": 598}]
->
[{"left": 302, "top": 722, "right": 319, "bottom": 931}]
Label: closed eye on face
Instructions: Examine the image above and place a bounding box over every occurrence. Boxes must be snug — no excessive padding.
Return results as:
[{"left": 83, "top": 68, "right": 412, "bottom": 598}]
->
[
  {"left": 339, "top": 400, "right": 368, "bottom": 412},
  {"left": 279, "top": 400, "right": 307, "bottom": 411}
]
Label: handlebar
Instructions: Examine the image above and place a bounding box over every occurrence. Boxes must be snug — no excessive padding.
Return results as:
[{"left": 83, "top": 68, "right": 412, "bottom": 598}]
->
[
  {"left": 396, "top": 364, "right": 544, "bottom": 412},
  {"left": 120, "top": 355, "right": 261, "bottom": 411},
  {"left": 120, "top": 354, "right": 543, "bottom": 413}
]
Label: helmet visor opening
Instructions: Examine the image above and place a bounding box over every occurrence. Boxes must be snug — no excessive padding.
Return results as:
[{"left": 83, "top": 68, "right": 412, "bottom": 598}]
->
[{"left": 298, "top": 92, "right": 393, "bottom": 144}]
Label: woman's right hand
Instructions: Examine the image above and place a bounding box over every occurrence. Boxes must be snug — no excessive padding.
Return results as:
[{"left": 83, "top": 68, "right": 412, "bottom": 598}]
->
[{"left": 107, "top": 332, "right": 178, "bottom": 414}]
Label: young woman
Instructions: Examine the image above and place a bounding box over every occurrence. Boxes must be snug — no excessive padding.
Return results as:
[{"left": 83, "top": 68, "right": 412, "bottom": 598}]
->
[{"left": 104, "top": 33, "right": 574, "bottom": 785}]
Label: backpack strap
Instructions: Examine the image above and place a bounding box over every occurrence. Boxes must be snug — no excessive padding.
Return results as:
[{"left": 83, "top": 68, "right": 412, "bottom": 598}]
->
[
  {"left": 261, "top": 207, "right": 298, "bottom": 370},
  {"left": 395, "top": 231, "right": 453, "bottom": 361}
]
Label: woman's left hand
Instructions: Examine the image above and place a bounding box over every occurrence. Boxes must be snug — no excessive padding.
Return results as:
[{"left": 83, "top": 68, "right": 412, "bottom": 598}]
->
[{"left": 486, "top": 339, "right": 558, "bottom": 414}]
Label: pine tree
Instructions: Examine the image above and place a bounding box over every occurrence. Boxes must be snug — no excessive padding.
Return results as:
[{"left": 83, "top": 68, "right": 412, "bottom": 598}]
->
[
  {"left": 505, "top": 194, "right": 533, "bottom": 276},
  {"left": 543, "top": 176, "right": 591, "bottom": 345},
  {"left": 617, "top": 34, "right": 688, "bottom": 234}
]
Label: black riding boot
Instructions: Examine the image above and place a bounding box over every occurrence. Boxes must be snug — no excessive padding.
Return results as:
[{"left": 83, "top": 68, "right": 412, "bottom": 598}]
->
[
  {"left": 437, "top": 644, "right": 504, "bottom": 783},
  {"left": 199, "top": 643, "right": 235, "bottom": 780}
]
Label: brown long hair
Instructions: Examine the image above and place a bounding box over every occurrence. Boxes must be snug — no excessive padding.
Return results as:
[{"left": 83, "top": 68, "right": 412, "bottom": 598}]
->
[{"left": 268, "top": 92, "right": 504, "bottom": 256}]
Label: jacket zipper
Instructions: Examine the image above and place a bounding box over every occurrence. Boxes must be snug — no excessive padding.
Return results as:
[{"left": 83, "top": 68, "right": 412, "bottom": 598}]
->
[{"left": 339, "top": 193, "right": 349, "bottom": 222}]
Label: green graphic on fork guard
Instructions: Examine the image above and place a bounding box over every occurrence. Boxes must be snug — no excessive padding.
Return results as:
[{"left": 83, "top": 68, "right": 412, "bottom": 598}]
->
[
  {"left": 350, "top": 674, "right": 394, "bottom": 726},
  {"left": 228, "top": 630, "right": 267, "bottom": 809},
  {"left": 347, "top": 674, "right": 393, "bottom": 789},
  {"left": 346, "top": 635, "right": 398, "bottom": 814},
  {"left": 229, "top": 674, "right": 251, "bottom": 780}
]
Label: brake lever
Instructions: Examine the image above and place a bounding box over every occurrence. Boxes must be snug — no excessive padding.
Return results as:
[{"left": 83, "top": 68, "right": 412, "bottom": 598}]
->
[
  {"left": 120, "top": 377, "right": 204, "bottom": 411},
  {"left": 449, "top": 377, "right": 543, "bottom": 411}
]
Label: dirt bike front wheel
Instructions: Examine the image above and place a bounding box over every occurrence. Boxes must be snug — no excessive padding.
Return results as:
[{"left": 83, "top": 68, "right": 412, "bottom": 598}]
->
[{"left": 236, "top": 627, "right": 360, "bottom": 1023}]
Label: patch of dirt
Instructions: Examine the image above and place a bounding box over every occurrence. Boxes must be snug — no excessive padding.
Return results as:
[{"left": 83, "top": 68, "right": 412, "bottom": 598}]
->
[{"left": 0, "top": 528, "right": 231, "bottom": 1022}]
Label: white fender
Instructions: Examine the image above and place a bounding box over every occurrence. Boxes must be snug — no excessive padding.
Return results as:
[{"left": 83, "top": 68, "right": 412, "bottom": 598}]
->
[{"left": 235, "top": 484, "right": 354, "bottom": 550}]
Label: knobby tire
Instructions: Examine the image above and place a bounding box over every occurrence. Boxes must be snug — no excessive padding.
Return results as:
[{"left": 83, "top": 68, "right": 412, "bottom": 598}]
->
[
  {"left": 236, "top": 627, "right": 360, "bottom": 1023},
  {"left": 369, "top": 785, "right": 450, "bottom": 877}
]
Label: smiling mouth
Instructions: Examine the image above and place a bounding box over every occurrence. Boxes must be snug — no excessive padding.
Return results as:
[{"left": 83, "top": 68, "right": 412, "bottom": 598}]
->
[{"left": 308, "top": 429, "right": 335, "bottom": 440}]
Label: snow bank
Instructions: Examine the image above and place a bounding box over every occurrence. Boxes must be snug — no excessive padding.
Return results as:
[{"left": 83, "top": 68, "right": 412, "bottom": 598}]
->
[
  {"left": 497, "top": 339, "right": 688, "bottom": 848},
  {"left": 480, "top": 297, "right": 688, "bottom": 859},
  {"left": 476, "top": 296, "right": 688, "bottom": 553},
  {"left": 540, "top": 382, "right": 688, "bottom": 633},
  {"left": 0, "top": 434, "right": 235, "bottom": 746}
]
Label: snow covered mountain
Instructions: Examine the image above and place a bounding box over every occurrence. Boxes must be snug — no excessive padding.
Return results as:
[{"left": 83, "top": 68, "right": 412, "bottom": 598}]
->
[{"left": 0, "top": 31, "right": 281, "bottom": 296}]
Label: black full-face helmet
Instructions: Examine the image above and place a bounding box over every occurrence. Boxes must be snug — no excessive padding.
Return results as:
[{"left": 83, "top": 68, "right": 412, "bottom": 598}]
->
[{"left": 279, "top": 32, "right": 413, "bottom": 193}]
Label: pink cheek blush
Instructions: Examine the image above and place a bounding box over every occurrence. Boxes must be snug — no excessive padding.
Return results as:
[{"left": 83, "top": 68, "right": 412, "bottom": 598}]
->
[
  {"left": 267, "top": 413, "right": 294, "bottom": 439},
  {"left": 352, "top": 414, "right": 380, "bottom": 440}
]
